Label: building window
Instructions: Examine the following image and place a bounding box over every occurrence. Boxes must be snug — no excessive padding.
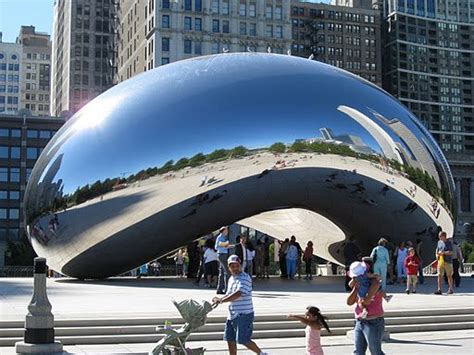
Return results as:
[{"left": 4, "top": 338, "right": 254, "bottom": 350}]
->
[
  {"left": 184, "top": 39, "right": 192, "bottom": 54},
  {"left": 10, "top": 168, "right": 20, "bottom": 182},
  {"left": 223, "top": 20, "right": 230, "bottom": 33},
  {"left": 195, "top": 0, "right": 202, "bottom": 12},
  {"left": 10, "top": 147, "right": 20, "bottom": 159},
  {"left": 163, "top": 0, "right": 170, "bottom": 9},
  {"left": 184, "top": 0, "right": 192, "bottom": 11},
  {"left": 211, "top": 0, "right": 219, "bottom": 13},
  {"left": 184, "top": 16, "right": 192, "bottom": 31},
  {"left": 222, "top": 1, "right": 229, "bottom": 15},
  {"left": 275, "top": 6, "right": 282, "bottom": 20},
  {"left": 0, "top": 146, "right": 8, "bottom": 158},
  {"left": 195, "top": 41, "right": 202, "bottom": 55},
  {"left": 0, "top": 209, "right": 6, "bottom": 219},
  {"left": 0, "top": 129, "right": 8, "bottom": 137},
  {"left": 162, "top": 15, "right": 170, "bottom": 28},
  {"left": 0, "top": 190, "right": 6, "bottom": 199},
  {"left": 212, "top": 19, "right": 220, "bottom": 32},
  {"left": 249, "top": 23, "right": 256, "bottom": 36},
  {"left": 162, "top": 37, "right": 170, "bottom": 51},
  {"left": 8, "top": 208, "right": 19, "bottom": 220},
  {"left": 39, "top": 130, "right": 51, "bottom": 139},
  {"left": 239, "top": 2, "right": 246, "bottom": 16},
  {"left": 27, "top": 147, "right": 38, "bottom": 160},
  {"left": 240, "top": 22, "right": 247, "bottom": 35},
  {"left": 266, "top": 24, "right": 273, "bottom": 37},
  {"left": 212, "top": 42, "right": 220, "bottom": 54},
  {"left": 266, "top": 5, "right": 273, "bottom": 19},
  {"left": 249, "top": 3, "right": 256, "bottom": 17},
  {"left": 0, "top": 168, "right": 7, "bottom": 182},
  {"left": 195, "top": 18, "right": 202, "bottom": 31},
  {"left": 9, "top": 190, "right": 20, "bottom": 200}
]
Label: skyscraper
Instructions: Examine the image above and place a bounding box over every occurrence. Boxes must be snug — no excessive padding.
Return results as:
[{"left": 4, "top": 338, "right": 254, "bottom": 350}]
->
[
  {"left": 16, "top": 26, "right": 52, "bottom": 116},
  {"left": 0, "top": 36, "right": 22, "bottom": 114},
  {"left": 291, "top": 0, "right": 382, "bottom": 86},
  {"left": 382, "top": 0, "right": 474, "bottom": 237},
  {"left": 116, "top": 0, "right": 293, "bottom": 82},
  {"left": 51, "top": 0, "right": 116, "bottom": 117}
]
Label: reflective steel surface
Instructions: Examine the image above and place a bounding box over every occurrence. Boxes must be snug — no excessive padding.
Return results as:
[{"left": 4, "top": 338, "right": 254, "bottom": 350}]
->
[{"left": 24, "top": 53, "right": 455, "bottom": 278}]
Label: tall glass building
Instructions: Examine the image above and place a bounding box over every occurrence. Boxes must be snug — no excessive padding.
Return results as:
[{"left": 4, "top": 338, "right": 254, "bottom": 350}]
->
[{"left": 382, "top": 0, "right": 474, "bottom": 237}]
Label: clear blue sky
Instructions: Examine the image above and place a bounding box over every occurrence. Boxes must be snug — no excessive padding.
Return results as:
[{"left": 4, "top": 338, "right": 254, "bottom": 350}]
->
[
  {"left": 0, "top": 0, "right": 55, "bottom": 42},
  {"left": 0, "top": 0, "right": 331, "bottom": 43}
]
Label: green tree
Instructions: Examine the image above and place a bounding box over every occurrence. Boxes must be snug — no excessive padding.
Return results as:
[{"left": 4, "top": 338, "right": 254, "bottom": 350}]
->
[
  {"left": 173, "top": 158, "right": 190, "bottom": 170},
  {"left": 207, "top": 149, "right": 228, "bottom": 161},
  {"left": 231, "top": 145, "right": 248, "bottom": 158},
  {"left": 157, "top": 160, "right": 174, "bottom": 174},
  {"left": 289, "top": 140, "right": 309, "bottom": 152},
  {"left": 269, "top": 142, "right": 286, "bottom": 153},
  {"left": 189, "top": 153, "right": 206, "bottom": 167}
]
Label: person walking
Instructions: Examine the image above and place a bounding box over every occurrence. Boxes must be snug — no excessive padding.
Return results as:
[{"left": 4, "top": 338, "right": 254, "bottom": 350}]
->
[
  {"left": 452, "top": 238, "right": 464, "bottom": 288},
  {"left": 288, "top": 306, "right": 330, "bottom": 355},
  {"left": 434, "top": 231, "right": 454, "bottom": 294},
  {"left": 212, "top": 255, "right": 268, "bottom": 355},
  {"left": 303, "top": 241, "right": 314, "bottom": 280},
  {"left": 286, "top": 240, "right": 299, "bottom": 279},
  {"left": 215, "top": 226, "right": 234, "bottom": 294},
  {"left": 394, "top": 242, "right": 408, "bottom": 283},
  {"left": 347, "top": 276, "right": 386, "bottom": 355},
  {"left": 370, "top": 238, "right": 390, "bottom": 290},
  {"left": 343, "top": 236, "right": 361, "bottom": 291},
  {"left": 168, "top": 248, "right": 185, "bottom": 277}
]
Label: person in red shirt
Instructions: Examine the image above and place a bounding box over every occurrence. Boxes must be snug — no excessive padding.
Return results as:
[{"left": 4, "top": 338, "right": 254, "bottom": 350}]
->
[{"left": 404, "top": 247, "right": 420, "bottom": 294}]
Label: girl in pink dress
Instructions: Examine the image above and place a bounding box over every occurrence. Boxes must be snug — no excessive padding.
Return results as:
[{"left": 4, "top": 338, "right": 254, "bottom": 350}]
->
[{"left": 288, "top": 306, "right": 331, "bottom": 355}]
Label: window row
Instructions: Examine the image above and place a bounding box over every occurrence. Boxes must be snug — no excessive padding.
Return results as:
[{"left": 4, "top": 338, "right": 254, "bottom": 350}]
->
[
  {"left": 26, "top": 53, "right": 50, "bottom": 60},
  {"left": 0, "top": 128, "right": 55, "bottom": 139},
  {"left": 0, "top": 146, "right": 44, "bottom": 159},
  {"left": 0, "top": 208, "right": 20, "bottom": 220},
  {"left": 0, "top": 96, "right": 19, "bottom": 105},
  {"left": 0, "top": 228, "right": 20, "bottom": 241},
  {"left": 0, "top": 190, "right": 20, "bottom": 200},
  {"left": 0, "top": 167, "right": 20, "bottom": 182},
  {"left": 0, "top": 85, "right": 19, "bottom": 93},
  {"left": 0, "top": 64, "right": 20, "bottom": 71},
  {"left": 0, "top": 74, "right": 20, "bottom": 82}
]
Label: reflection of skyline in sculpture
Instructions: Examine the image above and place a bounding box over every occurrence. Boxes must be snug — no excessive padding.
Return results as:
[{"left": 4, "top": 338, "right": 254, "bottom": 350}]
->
[
  {"left": 370, "top": 108, "right": 441, "bottom": 185},
  {"left": 338, "top": 105, "right": 404, "bottom": 164},
  {"left": 22, "top": 53, "right": 455, "bottom": 278},
  {"left": 318, "top": 127, "right": 374, "bottom": 155}
]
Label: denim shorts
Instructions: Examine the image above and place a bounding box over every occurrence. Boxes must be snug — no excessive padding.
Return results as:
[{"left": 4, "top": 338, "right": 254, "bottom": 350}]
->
[{"left": 224, "top": 312, "right": 254, "bottom": 345}]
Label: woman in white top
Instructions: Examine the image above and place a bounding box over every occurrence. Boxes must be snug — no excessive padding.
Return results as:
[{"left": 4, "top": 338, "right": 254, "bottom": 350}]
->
[
  {"left": 246, "top": 240, "right": 256, "bottom": 277},
  {"left": 395, "top": 242, "right": 408, "bottom": 283},
  {"left": 203, "top": 239, "right": 219, "bottom": 287}
]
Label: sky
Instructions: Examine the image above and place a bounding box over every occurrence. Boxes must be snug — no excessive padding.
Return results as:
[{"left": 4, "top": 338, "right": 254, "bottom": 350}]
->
[
  {"left": 0, "top": 0, "right": 332, "bottom": 43},
  {"left": 0, "top": 0, "right": 54, "bottom": 42}
]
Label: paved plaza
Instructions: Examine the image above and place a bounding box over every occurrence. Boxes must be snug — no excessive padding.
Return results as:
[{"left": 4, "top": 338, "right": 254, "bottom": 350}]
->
[
  {"left": 1, "top": 275, "right": 473, "bottom": 321},
  {"left": 1, "top": 275, "right": 473, "bottom": 354}
]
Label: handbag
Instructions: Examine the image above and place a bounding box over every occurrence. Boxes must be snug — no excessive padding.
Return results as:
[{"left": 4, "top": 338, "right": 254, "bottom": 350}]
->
[{"left": 372, "top": 248, "right": 378, "bottom": 264}]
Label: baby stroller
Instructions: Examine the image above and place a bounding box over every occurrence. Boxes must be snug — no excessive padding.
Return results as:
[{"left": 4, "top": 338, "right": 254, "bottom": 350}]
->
[{"left": 150, "top": 299, "right": 217, "bottom": 355}]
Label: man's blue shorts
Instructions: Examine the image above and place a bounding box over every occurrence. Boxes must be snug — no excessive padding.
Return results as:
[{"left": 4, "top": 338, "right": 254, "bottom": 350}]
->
[{"left": 223, "top": 312, "right": 254, "bottom": 344}]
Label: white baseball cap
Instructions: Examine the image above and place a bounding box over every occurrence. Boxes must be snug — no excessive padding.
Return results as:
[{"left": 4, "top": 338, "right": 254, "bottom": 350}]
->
[
  {"left": 227, "top": 255, "right": 241, "bottom": 265},
  {"left": 349, "top": 261, "right": 367, "bottom": 278}
]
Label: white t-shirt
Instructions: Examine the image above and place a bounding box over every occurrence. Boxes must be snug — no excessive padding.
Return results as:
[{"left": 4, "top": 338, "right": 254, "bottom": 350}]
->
[{"left": 204, "top": 248, "right": 218, "bottom": 264}]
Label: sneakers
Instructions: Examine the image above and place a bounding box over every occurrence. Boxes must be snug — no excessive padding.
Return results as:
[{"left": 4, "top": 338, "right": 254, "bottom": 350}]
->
[
  {"left": 448, "top": 289, "right": 454, "bottom": 294},
  {"left": 434, "top": 290, "right": 442, "bottom": 295},
  {"left": 384, "top": 295, "right": 393, "bottom": 303},
  {"left": 405, "top": 289, "right": 410, "bottom": 295},
  {"left": 360, "top": 308, "right": 369, "bottom": 319},
  {"left": 412, "top": 290, "right": 416, "bottom": 294}
]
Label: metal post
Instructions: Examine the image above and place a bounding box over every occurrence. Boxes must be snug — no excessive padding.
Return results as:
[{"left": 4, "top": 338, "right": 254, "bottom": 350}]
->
[{"left": 15, "top": 257, "right": 63, "bottom": 354}]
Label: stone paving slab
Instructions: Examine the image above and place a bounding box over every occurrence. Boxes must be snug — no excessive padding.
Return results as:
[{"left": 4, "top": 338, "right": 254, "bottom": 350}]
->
[{"left": 1, "top": 275, "right": 473, "bottom": 322}]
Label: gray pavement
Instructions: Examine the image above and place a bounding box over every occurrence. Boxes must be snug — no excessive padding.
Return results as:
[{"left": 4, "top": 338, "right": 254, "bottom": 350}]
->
[
  {"left": 1, "top": 275, "right": 473, "bottom": 321},
  {"left": 0, "top": 330, "right": 472, "bottom": 354}
]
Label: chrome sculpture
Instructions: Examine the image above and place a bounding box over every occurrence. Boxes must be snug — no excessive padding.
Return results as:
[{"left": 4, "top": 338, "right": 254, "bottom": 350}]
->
[{"left": 24, "top": 53, "right": 455, "bottom": 278}]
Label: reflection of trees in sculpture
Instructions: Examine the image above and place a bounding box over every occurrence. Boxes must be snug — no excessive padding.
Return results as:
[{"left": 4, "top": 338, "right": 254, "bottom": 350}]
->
[{"left": 58, "top": 139, "right": 444, "bottom": 210}]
